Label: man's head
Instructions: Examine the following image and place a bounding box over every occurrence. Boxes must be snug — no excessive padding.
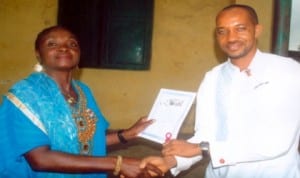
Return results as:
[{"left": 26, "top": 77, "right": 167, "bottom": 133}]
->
[{"left": 215, "top": 4, "right": 262, "bottom": 64}]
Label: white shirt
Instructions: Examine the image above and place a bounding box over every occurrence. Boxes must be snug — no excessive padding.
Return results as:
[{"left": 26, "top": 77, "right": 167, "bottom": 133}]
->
[{"left": 171, "top": 50, "right": 300, "bottom": 178}]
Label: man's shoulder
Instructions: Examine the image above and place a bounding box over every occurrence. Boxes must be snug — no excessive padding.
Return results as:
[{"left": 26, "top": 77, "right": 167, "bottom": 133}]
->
[
  {"left": 261, "top": 51, "right": 299, "bottom": 64},
  {"left": 262, "top": 52, "right": 300, "bottom": 70},
  {"left": 257, "top": 52, "right": 300, "bottom": 83}
]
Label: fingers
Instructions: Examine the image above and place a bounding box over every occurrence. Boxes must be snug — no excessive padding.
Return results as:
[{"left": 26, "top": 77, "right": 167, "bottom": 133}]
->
[
  {"left": 140, "top": 117, "right": 155, "bottom": 126},
  {"left": 162, "top": 140, "right": 176, "bottom": 156},
  {"left": 139, "top": 116, "right": 156, "bottom": 124},
  {"left": 162, "top": 140, "right": 185, "bottom": 156},
  {"left": 146, "top": 163, "right": 163, "bottom": 176},
  {"left": 140, "top": 160, "right": 147, "bottom": 169},
  {"left": 140, "top": 156, "right": 156, "bottom": 168},
  {"left": 130, "top": 118, "right": 155, "bottom": 136},
  {"left": 137, "top": 116, "right": 149, "bottom": 123},
  {"left": 140, "top": 157, "right": 165, "bottom": 177}
]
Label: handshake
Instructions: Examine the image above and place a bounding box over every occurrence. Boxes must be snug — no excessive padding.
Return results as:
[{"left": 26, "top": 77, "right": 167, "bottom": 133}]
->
[{"left": 116, "top": 139, "right": 201, "bottom": 178}]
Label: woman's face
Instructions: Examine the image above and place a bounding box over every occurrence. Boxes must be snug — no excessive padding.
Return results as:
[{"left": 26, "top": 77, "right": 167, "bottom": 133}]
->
[{"left": 36, "top": 28, "right": 80, "bottom": 72}]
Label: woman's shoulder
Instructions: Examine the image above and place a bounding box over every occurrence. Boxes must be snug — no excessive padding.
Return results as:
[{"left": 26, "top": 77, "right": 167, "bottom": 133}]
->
[{"left": 9, "top": 73, "right": 40, "bottom": 92}]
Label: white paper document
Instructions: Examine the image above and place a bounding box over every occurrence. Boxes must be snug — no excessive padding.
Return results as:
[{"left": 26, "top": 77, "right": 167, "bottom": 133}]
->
[{"left": 139, "top": 88, "right": 196, "bottom": 144}]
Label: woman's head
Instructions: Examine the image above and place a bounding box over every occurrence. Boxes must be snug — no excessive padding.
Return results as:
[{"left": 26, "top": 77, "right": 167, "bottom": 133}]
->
[{"left": 35, "top": 26, "right": 80, "bottom": 72}]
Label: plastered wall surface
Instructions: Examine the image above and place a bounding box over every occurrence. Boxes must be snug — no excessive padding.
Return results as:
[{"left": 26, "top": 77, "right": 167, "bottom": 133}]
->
[{"left": 0, "top": 0, "right": 273, "bottom": 132}]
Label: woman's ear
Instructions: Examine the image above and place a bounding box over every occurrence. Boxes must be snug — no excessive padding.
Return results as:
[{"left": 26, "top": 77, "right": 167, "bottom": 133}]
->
[
  {"left": 34, "top": 51, "right": 44, "bottom": 72},
  {"left": 35, "top": 50, "right": 42, "bottom": 63}
]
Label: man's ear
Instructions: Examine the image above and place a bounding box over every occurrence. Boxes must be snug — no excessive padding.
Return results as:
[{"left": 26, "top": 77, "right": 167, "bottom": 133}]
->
[{"left": 255, "top": 24, "right": 263, "bottom": 38}]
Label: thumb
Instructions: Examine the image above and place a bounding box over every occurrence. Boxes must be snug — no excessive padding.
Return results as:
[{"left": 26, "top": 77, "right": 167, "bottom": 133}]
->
[{"left": 139, "top": 160, "right": 147, "bottom": 169}]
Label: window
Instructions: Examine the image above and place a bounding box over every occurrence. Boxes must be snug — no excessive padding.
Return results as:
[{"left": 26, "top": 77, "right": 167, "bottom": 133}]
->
[{"left": 57, "top": 0, "right": 154, "bottom": 70}]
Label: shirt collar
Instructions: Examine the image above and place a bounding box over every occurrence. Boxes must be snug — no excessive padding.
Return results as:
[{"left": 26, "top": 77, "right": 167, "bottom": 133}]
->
[{"left": 225, "top": 49, "right": 264, "bottom": 77}]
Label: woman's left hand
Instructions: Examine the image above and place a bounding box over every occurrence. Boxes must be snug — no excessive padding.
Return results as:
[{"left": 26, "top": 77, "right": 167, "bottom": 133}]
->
[{"left": 123, "top": 116, "right": 154, "bottom": 140}]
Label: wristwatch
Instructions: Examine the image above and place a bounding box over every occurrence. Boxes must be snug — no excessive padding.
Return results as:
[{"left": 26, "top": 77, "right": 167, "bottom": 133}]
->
[{"left": 199, "top": 141, "right": 210, "bottom": 157}]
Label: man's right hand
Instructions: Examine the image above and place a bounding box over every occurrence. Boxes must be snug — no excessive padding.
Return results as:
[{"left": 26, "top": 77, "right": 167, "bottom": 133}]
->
[{"left": 140, "top": 156, "right": 177, "bottom": 177}]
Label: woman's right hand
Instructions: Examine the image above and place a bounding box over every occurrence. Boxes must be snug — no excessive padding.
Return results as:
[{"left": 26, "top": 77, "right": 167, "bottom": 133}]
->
[
  {"left": 120, "top": 157, "right": 163, "bottom": 178},
  {"left": 139, "top": 156, "right": 177, "bottom": 177}
]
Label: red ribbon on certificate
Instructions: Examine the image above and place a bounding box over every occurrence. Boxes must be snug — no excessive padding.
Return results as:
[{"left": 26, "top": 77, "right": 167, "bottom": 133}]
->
[{"left": 165, "top": 132, "right": 172, "bottom": 143}]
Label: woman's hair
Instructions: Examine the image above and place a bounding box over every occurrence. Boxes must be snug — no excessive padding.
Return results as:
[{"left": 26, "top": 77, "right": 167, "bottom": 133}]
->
[{"left": 34, "top": 25, "right": 78, "bottom": 50}]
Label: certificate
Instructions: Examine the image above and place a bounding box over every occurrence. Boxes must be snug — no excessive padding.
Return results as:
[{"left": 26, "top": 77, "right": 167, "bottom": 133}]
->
[{"left": 139, "top": 88, "right": 196, "bottom": 144}]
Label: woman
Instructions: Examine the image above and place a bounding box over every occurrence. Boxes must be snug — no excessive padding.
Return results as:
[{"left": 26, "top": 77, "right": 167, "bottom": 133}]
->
[{"left": 0, "top": 26, "right": 160, "bottom": 178}]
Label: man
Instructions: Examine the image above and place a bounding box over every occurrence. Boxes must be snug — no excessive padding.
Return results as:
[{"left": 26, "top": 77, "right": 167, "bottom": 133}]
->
[{"left": 141, "top": 4, "right": 300, "bottom": 178}]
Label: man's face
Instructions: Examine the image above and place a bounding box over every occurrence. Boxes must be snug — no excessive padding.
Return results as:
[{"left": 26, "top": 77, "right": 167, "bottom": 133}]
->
[{"left": 215, "top": 8, "right": 260, "bottom": 60}]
